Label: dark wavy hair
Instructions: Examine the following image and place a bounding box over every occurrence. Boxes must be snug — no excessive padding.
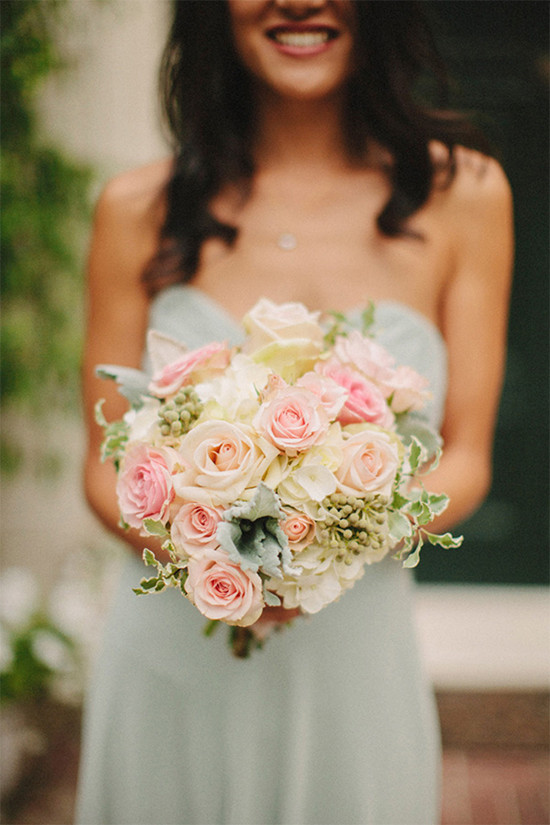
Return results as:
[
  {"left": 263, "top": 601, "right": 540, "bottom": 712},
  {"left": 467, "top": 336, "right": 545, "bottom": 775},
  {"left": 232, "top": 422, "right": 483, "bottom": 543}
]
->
[{"left": 143, "top": 0, "right": 487, "bottom": 292}]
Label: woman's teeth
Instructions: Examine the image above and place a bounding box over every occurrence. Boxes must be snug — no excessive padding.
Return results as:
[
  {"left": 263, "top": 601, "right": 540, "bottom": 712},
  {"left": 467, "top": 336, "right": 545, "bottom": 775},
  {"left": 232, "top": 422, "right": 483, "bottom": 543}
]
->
[{"left": 273, "top": 31, "right": 330, "bottom": 47}]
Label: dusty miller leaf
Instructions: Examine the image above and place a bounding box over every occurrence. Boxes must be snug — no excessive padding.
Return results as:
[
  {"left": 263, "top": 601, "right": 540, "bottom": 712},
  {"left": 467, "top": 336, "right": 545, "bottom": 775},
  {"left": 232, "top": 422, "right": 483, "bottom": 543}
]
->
[
  {"left": 263, "top": 588, "right": 282, "bottom": 607},
  {"left": 96, "top": 364, "right": 150, "bottom": 408}
]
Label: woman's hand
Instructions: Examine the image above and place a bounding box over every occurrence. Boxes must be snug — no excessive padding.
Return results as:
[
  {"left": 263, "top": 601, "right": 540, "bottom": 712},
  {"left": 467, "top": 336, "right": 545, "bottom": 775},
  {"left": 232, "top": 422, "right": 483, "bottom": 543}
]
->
[{"left": 256, "top": 605, "right": 301, "bottom": 625}]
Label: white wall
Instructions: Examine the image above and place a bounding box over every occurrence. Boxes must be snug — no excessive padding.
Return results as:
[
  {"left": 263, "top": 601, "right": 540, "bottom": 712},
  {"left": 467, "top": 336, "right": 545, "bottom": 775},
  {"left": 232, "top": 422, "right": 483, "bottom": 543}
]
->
[{"left": 38, "top": 0, "right": 171, "bottom": 181}]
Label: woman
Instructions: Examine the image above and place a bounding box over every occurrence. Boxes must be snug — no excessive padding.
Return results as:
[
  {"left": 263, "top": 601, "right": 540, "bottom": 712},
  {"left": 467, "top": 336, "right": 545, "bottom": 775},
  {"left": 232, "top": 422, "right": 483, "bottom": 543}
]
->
[{"left": 77, "top": 2, "right": 513, "bottom": 823}]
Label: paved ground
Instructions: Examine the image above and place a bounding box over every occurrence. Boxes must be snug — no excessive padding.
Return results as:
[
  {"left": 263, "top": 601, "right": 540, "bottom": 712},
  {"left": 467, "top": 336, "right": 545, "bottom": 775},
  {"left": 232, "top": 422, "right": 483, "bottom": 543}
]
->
[
  {"left": 4, "top": 746, "right": 549, "bottom": 825},
  {"left": 2, "top": 694, "right": 549, "bottom": 825}
]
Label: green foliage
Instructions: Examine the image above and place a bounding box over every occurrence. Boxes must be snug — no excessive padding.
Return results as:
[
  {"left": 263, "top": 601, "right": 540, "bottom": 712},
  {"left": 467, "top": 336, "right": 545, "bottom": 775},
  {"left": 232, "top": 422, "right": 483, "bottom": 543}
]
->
[
  {"left": 0, "top": 611, "right": 78, "bottom": 704},
  {"left": 323, "top": 300, "right": 376, "bottom": 347},
  {"left": 133, "top": 546, "right": 188, "bottom": 596},
  {"left": 95, "top": 400, "right": 130, "bottom": 467},
  {"left": 1, "top": 0, "right": 92, "bottom": 411}
]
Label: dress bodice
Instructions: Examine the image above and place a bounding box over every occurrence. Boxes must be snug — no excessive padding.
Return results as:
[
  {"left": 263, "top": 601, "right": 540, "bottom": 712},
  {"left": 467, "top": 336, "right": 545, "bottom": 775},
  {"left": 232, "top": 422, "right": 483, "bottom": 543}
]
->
[{"left": 147, "top": 284, "right": 448, "bottom": 431}]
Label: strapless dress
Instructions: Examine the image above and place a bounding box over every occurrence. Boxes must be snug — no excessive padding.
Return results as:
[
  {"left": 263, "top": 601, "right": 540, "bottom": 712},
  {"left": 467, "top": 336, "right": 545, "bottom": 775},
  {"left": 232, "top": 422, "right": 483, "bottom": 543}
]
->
[{"left": 76, "top": 285, "right": 447, "bottom": 825}]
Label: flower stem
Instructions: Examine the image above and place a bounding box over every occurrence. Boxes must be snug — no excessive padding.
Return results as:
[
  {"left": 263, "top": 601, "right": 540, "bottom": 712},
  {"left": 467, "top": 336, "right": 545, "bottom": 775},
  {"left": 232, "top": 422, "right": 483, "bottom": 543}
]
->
[{"left": 229, "top": 627, "right": 253, "bottom": 658}]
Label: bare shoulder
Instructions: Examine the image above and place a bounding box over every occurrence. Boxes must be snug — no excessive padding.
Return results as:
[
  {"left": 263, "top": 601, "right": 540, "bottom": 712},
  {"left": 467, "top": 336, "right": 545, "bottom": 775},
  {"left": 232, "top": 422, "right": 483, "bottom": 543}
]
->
[
  {"left": 89, "top": 157, "right": 173, "bottom": 288},
  {"left": 452, "top": 147, "right": 511, "bottom": 211},
  {"left": 430, "top": 143, "right": 514, "bottom": 301},
  {"left": 95, "top": 156, "right": 172, "bottom": 229},
  {"left": 431, "top": 142, "right": 512, "bottom": 219}
]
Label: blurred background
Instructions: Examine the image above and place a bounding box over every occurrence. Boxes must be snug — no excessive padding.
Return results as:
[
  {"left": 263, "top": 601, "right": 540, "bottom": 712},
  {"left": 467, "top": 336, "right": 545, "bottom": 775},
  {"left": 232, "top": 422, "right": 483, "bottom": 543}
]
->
[{"left": 1, "top": 1, "right": 548, "bottom": 823}]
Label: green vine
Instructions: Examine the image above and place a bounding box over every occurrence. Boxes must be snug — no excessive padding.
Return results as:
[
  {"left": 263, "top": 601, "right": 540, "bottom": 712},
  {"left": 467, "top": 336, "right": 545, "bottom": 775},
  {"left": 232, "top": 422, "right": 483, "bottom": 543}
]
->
[{"left": 1, "top": 1, "right": 92, "bottom": 413}]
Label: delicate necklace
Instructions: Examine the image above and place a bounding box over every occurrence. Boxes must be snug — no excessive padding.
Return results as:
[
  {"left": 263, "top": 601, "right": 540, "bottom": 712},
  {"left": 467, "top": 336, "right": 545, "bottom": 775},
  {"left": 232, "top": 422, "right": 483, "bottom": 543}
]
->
[{"left": 277, "top": 232, "right": 298, "bottom": 251}]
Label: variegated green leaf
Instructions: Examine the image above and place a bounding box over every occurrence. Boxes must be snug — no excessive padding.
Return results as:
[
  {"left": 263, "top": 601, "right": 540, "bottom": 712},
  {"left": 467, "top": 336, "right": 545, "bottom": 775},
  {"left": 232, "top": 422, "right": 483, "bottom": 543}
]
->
[
  {"left": 143, "top": 519, "right": 169, "bottom": 538},
  {"left": 408, "top": 436, "right": 423, "bottom": 474},
  {"left": 388, "top": 510, "right": 413, "bottom": 541},
  {"left": 403, "top": 535, "right": 424, "bottom": 568},
  {"left": 423, "top": 531, "right": 464, "bottom": 549}
]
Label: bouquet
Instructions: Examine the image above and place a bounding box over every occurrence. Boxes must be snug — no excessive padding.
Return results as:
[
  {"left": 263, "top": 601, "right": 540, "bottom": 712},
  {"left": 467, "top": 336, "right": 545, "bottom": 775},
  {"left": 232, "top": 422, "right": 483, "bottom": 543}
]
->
[{"left": 96, "top": 299, "right": 462, "bottom": 657}]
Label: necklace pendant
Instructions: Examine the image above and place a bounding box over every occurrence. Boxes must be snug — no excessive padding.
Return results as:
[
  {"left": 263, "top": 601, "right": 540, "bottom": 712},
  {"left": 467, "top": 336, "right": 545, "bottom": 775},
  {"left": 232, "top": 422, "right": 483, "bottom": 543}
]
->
[{"left": 277, "top": 232, "right": 297, "bottom": 251}]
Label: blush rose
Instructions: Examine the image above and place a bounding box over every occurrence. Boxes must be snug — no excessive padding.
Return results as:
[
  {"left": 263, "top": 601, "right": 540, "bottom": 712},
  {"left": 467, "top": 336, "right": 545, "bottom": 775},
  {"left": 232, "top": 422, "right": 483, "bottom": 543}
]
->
[
  {"left": 184, "top": 548, "right": 264, "bottom": 626},
  {"left": 116, "top": 444, "right": 176, "bottom": 530},
  {"left": 170, "top": 502, "right": 223, "bottom": 559},
  {"left": 296, "top": 371, "right": 347, "bottom": 419},
  {"left": 281, "top": 509, "right": 317, "bottom": 551},
  {"left": 385, "top": 365, "right": 431, "bottom": 413},
  {"left": 254, "top": 386, "right": 330, "bottom": 456},
  {"left": 149, "top": 341, "right": 230, "bottom": 397},
  {"left": 317, "top": 360, "right": 394, "bottom": 428},
  {"left": 333, "top": 331, "right": 396, "bottom": 385}
]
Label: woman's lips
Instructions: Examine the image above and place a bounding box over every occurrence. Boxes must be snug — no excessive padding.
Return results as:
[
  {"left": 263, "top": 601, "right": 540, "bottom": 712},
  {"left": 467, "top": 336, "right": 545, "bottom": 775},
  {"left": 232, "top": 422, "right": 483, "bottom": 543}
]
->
[{"left": 266, "top": 25, "right": 339, "bottom": 57}]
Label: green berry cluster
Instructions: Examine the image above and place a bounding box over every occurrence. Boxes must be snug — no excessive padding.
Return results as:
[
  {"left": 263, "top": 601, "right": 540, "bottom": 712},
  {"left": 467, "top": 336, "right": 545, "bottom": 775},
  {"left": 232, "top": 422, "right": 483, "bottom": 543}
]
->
[
  {"left": 157, "top": 387, "right": 203, "bottom": 438},
  {"left": 320, "top": 492, "right": 390, "bottom": 561}
]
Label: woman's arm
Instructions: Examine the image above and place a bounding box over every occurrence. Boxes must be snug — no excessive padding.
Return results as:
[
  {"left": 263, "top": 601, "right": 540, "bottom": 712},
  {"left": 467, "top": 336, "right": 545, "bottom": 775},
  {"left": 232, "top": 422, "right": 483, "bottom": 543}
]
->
[
  {"left": 82, "top": 162, "right": 170, "bottom": 558},
  {"left": 424, "top": 151, "right": 514, "bottom": 533}
]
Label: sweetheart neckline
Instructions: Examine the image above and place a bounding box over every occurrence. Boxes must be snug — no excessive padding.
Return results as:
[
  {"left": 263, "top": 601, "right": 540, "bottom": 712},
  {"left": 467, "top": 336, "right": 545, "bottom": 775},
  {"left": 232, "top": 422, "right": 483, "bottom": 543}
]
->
[{"left": 154, "top": 283, "right": 446, "bottom": 349}]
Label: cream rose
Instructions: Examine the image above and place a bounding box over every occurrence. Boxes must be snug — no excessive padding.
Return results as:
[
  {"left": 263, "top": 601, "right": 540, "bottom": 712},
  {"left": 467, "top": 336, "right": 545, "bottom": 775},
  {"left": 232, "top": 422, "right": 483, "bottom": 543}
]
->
[
  {"left": 116, "top": 444, "right": 176, "bottom": 530},
  {"left": 184, "top": 548, "right": 263, "bottom": 626},
  {"left": 335, "top": 428, "right": 400, "bottom": 498},
  {"left": 242, "top": 299, "right": 324, "bottom": 381},
  {"left": 242, "top": 298, "right": 324, "bottom": 351},
  {"left": 174, "top": 420, "right": 276, "bottom": 505},
  {"left": 254, "top": 386, "right": 330, "bottom": 456},
  {"left": 170, "top": 502, "right": 223, "bottom": 559}
]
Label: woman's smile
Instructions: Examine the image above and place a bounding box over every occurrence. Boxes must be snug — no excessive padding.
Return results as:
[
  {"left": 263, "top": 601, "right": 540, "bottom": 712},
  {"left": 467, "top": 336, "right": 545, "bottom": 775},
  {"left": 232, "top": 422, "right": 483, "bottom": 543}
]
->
[
  {"left": 266, "top": 23, "right": 340, "bottom": 57},
  {"left": 228, "top": 0, "right": 356, "bottom": 101}
]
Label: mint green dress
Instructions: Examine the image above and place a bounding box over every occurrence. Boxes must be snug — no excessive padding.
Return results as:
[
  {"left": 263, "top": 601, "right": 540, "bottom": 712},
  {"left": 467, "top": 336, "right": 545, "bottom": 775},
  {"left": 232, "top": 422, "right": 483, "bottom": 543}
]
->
[{"left": 76, "top": 286, "right": 446, "bottom": 825}]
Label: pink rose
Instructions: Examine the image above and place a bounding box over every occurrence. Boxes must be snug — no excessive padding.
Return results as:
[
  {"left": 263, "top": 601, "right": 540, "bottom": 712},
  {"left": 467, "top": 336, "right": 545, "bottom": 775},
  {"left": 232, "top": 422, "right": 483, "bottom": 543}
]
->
[
  {"left": 281, "top": 509, "right": 317, "bottom": 551},
  {"left": 184, "top": 549, "right": 264, "bottom": 626},
  {"left": 384, "top": 365, "right": 431, "bottom": 413},
  {"left": 317, "top": 360, "right": 394, "bottom": 428},
  {"left": 333, "top": 331, "right": 395, "bottom": 385},
  {"left": 170, "top": 502, "right": 223, "bottom": 559},
  {"left": 149, "top": 341, "right": 230, "bottom": 397},
  {"left": 254, "top": 386, "right": 330, "bottom": 456},
  {"left": 296, "top": 371, "right": 347, "bottom": 420},
  {"left": 116, "top": 444, "right": 176, "bottom": 530},
  {"left": 335, "top": 429, "right": 400, "bottom": 498}
]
